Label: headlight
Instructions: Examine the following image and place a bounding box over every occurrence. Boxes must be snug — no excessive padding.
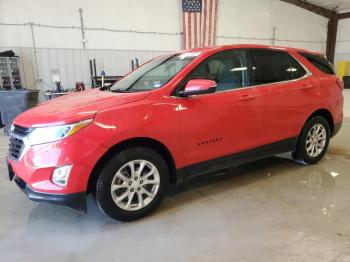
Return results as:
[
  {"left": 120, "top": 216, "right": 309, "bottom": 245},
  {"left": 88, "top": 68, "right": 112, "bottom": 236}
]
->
[{"left": 28, "top": 119, "right": 93, "bottom": 145}]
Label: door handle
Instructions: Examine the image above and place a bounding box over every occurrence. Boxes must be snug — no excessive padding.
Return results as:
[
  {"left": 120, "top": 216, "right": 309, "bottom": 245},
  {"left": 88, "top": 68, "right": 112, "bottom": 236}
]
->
[
  {"left": 239, "top": 94, "right": 256, "bottom": 101},
  {"left": 302, "top": 84, "right": 312, "bottom": 89}
]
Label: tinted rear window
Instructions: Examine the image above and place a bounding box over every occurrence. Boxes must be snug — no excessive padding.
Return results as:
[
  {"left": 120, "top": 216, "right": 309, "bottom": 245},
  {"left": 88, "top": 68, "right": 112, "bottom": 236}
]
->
[
  {"left": 298, "top": 52, "right": 335, "bottom": 75},
  {"left": 251, "top": 49, "right": 307, "bottom": 85}
]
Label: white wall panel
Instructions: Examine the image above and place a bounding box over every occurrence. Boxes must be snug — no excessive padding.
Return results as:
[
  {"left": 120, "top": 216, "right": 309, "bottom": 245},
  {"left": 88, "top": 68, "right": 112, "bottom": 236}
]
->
[
  {"left": 334, "top": 18, "right": 350, "bottom": 71},
  {"left": 216, "top": 0, "right": 273, "bottom": 45},
  {"left": 0, "top": 0, "right": 330, "bottom": 92},
  {"left": 272, "top": 1, "right": 327, "bottom": 52},
  {"left": 0, "top": 0, "right": 182, "bottom": 50},
  {"left": 1, "top": 0, "right": 328, "bottom": 51},
  {"left": 335, "top": 19, "right": 350, "bottom": 53}
]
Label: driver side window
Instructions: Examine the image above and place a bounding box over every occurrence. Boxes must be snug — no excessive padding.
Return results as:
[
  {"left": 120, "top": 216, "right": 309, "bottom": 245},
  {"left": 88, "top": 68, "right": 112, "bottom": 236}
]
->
[{"left": 190, "top": 50, "right": 250, "bottom": 92}]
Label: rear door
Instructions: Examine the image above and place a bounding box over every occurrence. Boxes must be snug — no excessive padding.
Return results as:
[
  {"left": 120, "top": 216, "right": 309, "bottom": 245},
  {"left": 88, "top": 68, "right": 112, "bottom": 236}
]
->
[
  {"left": 250, "top": 49, "right": 313, "bottom": 146},
  {"left": 176, "top": 49, "right": 259, "bottom": 166}
]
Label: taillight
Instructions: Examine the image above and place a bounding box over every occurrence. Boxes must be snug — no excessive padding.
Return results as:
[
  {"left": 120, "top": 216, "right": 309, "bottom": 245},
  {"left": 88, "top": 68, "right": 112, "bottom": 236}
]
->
[{"left": 336, "top": 79, "right": 344, "bottom": 91}]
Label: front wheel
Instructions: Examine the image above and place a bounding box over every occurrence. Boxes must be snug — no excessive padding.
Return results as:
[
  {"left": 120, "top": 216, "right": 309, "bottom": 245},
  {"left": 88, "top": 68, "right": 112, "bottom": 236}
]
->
[
  {"left": 292, "top": 116, "right": 330, "bottom": 165},
  {"left": 95, "top": 147, "right": 169, "bottom": 221}
]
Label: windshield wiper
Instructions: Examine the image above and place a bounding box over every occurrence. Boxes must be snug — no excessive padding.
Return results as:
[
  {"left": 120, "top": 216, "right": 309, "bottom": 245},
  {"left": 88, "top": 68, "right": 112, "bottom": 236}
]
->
[{"left": 110, "top": 89, "right": 131, "bottom": 93}]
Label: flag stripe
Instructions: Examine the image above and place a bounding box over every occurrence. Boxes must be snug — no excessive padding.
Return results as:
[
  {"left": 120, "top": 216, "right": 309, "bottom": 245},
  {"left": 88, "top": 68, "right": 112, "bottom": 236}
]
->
[
  {"left": 194, "top": 12, "right": 197, "bottom": 48},
  {"left": 183, "top": 13, "right": 186, "bottom": 49},
  {"left": 188, "top": 13, "right": 192, "bottom": 48},
  {"left": 213, "top": 0, "right": 218, "bottom": 46},
  {"left": 208, "top": 0, "right": 213, "bottom": 46},
  {"left": 199, "top": 11, "right": 202, "bottom": 47},
  {"left": 202, "top": 0, "right": 207, "bottom": 47}
]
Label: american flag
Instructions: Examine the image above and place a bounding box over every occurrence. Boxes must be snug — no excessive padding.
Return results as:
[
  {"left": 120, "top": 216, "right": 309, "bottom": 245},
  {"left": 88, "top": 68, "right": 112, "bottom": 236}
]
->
[{"left": 182, "top": 0, "right": 218, "bottom": 49}]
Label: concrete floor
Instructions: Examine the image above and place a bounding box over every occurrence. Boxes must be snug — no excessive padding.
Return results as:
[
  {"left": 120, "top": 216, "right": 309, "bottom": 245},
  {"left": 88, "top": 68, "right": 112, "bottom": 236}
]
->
[{"left": 0, "top": 91, "right": 350, "bottom": 262}]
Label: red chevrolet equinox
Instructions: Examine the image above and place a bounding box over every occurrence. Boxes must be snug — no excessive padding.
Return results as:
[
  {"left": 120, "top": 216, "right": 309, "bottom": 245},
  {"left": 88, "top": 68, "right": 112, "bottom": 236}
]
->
[{"left": 6, "top": 44, "right": 343, "bottom": 221}]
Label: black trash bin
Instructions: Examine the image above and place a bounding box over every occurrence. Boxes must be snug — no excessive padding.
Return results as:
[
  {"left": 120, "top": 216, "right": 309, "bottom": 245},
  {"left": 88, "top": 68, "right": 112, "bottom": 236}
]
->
[
  {"left": 343, "top": 76, "right": 350, "bottom": 89},
  {"left": 0, "top": 90, "right": 39, "bottom": 134}
]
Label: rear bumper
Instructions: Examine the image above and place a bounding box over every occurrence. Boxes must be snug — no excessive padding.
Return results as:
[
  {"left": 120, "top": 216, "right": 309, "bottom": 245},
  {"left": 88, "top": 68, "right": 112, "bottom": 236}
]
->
[
  {"left": 13, "top": 174, "right": 86, "bottom": 212},
  {"left": 332, "top": 121, "right": 342, "bottom": 137}
]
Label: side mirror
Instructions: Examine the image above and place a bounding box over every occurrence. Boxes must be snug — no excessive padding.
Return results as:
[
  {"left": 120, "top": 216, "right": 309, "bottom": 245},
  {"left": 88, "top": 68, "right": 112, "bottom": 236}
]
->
[{"left": 178, "top": 79, "right": 217, "bottom": 97}]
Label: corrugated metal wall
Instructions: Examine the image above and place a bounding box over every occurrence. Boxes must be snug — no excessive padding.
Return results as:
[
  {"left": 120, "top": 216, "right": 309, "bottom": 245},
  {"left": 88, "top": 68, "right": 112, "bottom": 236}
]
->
[{"left": 5, "top": 47, "right": 170, "bottom": 93}]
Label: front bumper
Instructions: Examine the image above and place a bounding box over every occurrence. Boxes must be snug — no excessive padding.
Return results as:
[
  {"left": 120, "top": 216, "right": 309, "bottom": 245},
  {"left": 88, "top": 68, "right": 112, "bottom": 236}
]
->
[
  {"left": 8, "top": 163, "right": 86, "bottom": 211},
  {"left": 7, "top": 131, "right": 107, "bottom": 195}
]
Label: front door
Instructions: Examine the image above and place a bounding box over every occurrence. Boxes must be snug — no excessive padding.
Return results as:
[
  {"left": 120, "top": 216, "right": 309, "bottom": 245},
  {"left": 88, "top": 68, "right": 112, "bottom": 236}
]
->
[{"left": 176, "top": 49, "right": 260, "bottom": 167}]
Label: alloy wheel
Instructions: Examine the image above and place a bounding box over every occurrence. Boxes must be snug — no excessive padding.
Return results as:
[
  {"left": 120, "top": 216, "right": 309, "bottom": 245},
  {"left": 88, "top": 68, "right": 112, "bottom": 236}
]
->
[
  {"left": 305, "top": 123, "right": 327, "bottom": 158},
  {"left": 110, "top": 160, "right": 160, "bottom": 211}
]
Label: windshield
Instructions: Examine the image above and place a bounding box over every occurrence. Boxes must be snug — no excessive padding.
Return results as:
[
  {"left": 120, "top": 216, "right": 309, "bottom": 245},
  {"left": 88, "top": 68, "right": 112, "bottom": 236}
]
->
[{"left": 110, "top": 52, "right": 201, "bottom": 92}]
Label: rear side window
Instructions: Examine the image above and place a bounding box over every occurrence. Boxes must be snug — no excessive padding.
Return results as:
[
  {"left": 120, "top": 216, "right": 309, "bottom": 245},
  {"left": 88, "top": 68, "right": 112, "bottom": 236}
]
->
[
  {"left": 298, "top": 52, "right": 335, "bottom": 75},
  {"left": 289, "top": 56, "right": 308, "bottom": 79},
  {"left": 250, "top": 49, "right": 307, "bottom": 85}
]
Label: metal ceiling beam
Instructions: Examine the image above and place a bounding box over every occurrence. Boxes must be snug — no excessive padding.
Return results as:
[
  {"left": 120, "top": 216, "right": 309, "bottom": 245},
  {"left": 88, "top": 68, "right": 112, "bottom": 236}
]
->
[
  {"left": 279, "top": 0, "right": 336, "bottom": 19},
  {"left": 326, "top": 13, "right": 338, "bottom": 63},
  {"left": 338, "top": 12, "right": 350, "bottom": 19}
]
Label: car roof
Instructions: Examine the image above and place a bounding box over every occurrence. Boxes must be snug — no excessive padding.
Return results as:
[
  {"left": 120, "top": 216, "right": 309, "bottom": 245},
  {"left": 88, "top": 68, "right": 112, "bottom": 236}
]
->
[{"left": 180, "top": 44, "right": 324, "bottom": 56}]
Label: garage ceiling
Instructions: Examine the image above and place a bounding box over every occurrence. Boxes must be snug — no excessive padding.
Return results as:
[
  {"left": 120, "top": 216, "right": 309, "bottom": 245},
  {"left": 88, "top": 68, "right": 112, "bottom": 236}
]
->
[{"left": 305, "top": 0, "right": 350, "bottom": 12}]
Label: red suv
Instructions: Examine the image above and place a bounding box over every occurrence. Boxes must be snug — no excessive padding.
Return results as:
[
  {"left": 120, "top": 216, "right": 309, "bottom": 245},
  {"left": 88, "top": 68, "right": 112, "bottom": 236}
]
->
[{"left": 6, "top": 44, "right": 343, "bottom": 221}]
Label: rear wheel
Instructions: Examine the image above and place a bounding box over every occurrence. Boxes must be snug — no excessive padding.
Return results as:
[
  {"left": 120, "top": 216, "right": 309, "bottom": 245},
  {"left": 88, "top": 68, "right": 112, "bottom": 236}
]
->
[
  {"left": 292, "top": 116, "right": 330, "bottom": 164},
  {"left": 95, "top": 147, "right": 169, "bottom": 221}
]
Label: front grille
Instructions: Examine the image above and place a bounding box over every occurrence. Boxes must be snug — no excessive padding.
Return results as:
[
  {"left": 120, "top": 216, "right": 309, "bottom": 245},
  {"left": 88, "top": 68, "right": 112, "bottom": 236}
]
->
[
  {"left": 8, "top": 125, "right": 32, "bottom": 161},
  {"left": 9, "top": 135, "right": 25, "bottom": 160}
]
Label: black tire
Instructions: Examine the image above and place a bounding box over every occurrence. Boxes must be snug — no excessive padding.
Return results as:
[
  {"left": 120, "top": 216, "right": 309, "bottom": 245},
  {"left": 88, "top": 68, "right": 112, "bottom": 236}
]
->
[
  {"left": 292, "top": 116, "right": 330, "bottom": 165},
  {"left": 95, "top": 147, "right": 169, "bottom": 221}
]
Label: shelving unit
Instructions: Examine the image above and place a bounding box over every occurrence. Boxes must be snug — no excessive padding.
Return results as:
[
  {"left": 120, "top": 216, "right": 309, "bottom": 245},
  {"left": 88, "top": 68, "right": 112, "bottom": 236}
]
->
[{"left": 0, "top": 57, "right": 23, "bottom": 90}]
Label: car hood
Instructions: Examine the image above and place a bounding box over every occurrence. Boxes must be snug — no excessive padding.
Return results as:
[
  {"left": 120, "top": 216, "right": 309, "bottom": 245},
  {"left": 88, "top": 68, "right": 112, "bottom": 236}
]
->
[{"left": 14, "top": 89, "right": 150, "bottom": 127}]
